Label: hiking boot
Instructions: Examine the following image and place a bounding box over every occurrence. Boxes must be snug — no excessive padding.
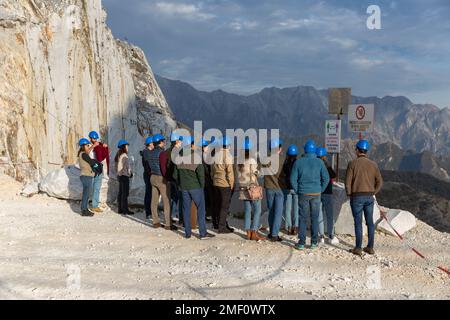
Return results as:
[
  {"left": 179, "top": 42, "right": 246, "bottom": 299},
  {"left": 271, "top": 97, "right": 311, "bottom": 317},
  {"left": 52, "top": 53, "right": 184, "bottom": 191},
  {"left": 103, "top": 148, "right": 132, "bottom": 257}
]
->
[
  {"left": 364, "top": 247, "right": 375, "bottom": 255},
  {"left": 200, "top": 233, "right": 216, "bottom": 240},
  {"left": 81, "top": 210, "right": 94, "bottom": 217},
  {"left": 165, "top": 225, "right": 178, "bottom": 231},
  {"left": 246, "top": 230, "right": 253, "bottom": 240},
  {"left": 349, "top": 248, "right": 363, "bottom": 256},
  {"left": 91, "top": 207, "right": 103, "bottom": 214},
  {"left": 292, "top": 227, "right": 299, "bottom": 235},
  {"left": 295, "top": 244, "right": 305, "bottom": 251},
  {"left": 252, "top": 231, "right": 267, "bottom": 241},
  {"left": 153, "top": 223, "right": 162, "bottom": 229}
]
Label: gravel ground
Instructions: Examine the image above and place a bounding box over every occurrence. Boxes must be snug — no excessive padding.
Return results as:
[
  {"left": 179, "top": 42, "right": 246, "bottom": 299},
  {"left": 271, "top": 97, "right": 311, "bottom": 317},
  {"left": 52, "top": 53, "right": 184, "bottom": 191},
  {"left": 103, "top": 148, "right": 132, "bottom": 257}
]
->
[{"left": 0, "top": 174, "right": 449, "bottom": 300}]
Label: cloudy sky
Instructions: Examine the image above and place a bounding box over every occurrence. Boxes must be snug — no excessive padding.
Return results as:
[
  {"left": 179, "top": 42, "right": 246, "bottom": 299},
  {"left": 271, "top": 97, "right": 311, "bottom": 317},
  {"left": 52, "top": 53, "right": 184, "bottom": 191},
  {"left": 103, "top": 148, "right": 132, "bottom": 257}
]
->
[{"left": 103, "top": 0, "right": 450, "bottom": 108}]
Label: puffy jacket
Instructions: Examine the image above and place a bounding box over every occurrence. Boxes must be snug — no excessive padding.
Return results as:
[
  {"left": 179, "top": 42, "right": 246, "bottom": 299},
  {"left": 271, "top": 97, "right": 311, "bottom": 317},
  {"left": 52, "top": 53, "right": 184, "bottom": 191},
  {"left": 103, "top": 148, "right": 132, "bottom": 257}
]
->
[
  {"left": 212, "top": 148, "right": 235, "bottom": 188},
  {"left": 149, "top": 146, "right": 164, "bottom": 176},
  {"left": 290, "top": 153, "right": 330, "bottom": 195}
]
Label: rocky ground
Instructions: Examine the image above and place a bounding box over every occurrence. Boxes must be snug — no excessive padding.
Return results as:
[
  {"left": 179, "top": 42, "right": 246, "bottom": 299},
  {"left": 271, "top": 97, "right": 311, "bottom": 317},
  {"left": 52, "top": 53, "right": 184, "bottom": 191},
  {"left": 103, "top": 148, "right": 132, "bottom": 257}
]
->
[{"left": 0, "top": 174, "right": 449, "bottom": 300}]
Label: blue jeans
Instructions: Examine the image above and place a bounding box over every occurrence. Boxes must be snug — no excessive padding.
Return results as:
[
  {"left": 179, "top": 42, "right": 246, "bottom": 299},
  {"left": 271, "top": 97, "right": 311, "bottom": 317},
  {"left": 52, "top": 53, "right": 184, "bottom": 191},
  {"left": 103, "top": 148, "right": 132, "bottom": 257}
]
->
[
  {"left": 350, "top": 196, "right": 375, "bottom": 249},
  {"left": 91, "top": 173, "right": 103, "bottom": 208},
  {"left": 298, "top": 195, "right": 321, "bottom": 246},
  {"left": 320, "top": 194, "right": 335, "bottom": 238},
  {"left": 266, "top": 189, "right": 284, "bottom": 237},
  {"left": 182, "top": 189, "right": 207, "bottom": 238},
  {"left": 169, "top": 181, "right": 181, "bottom": 220},
  {"left": 80, "top": 175, "right": 93, "bottom": 211},
  {"left": 244, "top": 200, "right": 262, "bottom": 231},
  {"left": 283, "top": 190, "right": 299, "bottom": 229}
]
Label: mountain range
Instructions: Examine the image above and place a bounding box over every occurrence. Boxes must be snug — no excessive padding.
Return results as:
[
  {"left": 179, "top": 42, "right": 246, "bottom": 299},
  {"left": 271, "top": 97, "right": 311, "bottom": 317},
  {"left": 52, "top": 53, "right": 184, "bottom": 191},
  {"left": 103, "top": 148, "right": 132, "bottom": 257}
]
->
[{"left": 156, "top": 75, "right": 450, "bottom": 159}]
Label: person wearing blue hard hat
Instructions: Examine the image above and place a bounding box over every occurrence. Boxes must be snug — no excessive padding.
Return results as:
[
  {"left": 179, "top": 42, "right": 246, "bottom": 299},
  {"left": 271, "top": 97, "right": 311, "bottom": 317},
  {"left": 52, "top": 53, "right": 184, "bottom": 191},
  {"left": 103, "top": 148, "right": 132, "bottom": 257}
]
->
[
  {"left": 87, "top": 130, "right": 110, "bottom": 213},
  {"left": 315, "top": 147, "right": 339, "bottom": 245},
  {"left": 77, "top": 138, "right": 95, "bottom": 217},
  {"left": 236, "top": 139, "right": 266, "bottom": 241},
  {"left": 172, "top": 139, "right": 215, "bottom": 240},
  {"left": 166, "top": 132, "right": 184, "bottom": 225},
  {"left": 180, "top": 136, "right": 194, "bottom": 147},
  {"left": 290, "top": 140, "right": 330, "bottom": 251},
  {"left": 282, "top": 145, "right": 300, "bottom": 236},
  {"left": 197, "top": 138, "right": 214, "bottom": 222},
  {"left": 346, "top": 140, "right": 383, "bottom": 256},
  {"left": 140, "top": 136, "right": 155, "bottom": 219},
  {"left": 262, "top": 138, "right": 286, "bottom": 242},
  {"left": 212, "top": 135, "right": 235, "bottom": 234},
  {"left": 114, "top": 140, "right": 134, "bottom": 216},
  {"left": 148, "top": 133, "right": 177, "bottom": 231}
]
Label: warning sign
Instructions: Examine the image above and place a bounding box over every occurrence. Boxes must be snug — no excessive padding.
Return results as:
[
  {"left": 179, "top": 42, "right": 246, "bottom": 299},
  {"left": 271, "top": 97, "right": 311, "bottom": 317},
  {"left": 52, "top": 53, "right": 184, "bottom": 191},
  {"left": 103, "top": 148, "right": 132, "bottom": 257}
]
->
[
  {"left": 348, "top": 104, "right": 374, "bottom": 133},
  {"left": 325, "top": 120, "right": 341, "bottom": 153}
]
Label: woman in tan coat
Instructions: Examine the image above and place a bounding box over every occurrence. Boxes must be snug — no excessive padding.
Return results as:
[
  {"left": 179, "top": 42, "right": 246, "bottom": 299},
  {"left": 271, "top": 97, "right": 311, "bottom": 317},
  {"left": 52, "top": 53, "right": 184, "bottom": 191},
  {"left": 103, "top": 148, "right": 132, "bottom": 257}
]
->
[{"left": 237, "top": 140, "right": 266, "bottom": 241}]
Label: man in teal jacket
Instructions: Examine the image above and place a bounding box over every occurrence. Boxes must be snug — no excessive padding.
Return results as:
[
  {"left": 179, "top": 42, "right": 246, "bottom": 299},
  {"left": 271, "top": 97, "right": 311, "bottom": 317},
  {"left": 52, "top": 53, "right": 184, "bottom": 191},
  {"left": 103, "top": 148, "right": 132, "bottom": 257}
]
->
[{"left": 290, "top": 141, "right": 330, "bottom": 250}]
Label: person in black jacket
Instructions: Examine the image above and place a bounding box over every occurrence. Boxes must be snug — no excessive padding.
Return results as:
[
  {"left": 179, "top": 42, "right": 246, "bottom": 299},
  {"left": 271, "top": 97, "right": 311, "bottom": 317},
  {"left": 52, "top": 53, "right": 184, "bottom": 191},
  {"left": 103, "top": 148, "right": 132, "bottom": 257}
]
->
[
  {"left": 316, "top": 147, "right": 339, "bottom": 245},
  {"left": 282, "top": 145, "right": 299, "bottom": 235},
  {"left": 141, "top": 136, "right": 154, "bottom": 219}
]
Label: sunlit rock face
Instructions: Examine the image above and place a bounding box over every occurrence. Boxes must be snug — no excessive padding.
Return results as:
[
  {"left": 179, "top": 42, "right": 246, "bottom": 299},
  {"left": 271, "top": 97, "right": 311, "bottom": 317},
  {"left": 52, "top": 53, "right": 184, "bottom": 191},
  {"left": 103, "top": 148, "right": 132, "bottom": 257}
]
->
[{"left": 0, "top": 0, "right": 176, "bottom": 187}]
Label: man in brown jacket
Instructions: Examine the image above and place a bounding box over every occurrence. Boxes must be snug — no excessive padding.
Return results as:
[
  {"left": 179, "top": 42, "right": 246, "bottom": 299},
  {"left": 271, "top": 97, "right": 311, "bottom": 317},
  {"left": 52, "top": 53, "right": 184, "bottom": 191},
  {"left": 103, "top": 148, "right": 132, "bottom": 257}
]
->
[
  {"left": 212, "top": 136, "right": 235, "bottom": 234},
  {"left": 345, "top": 140, "right": 383, "bottom": 256}
]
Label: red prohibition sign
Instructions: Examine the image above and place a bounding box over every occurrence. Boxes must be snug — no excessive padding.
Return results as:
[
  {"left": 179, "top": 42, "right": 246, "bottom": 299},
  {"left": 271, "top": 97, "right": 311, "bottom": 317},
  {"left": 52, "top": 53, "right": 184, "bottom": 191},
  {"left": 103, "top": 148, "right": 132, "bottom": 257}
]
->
[{"left": 356, "top": 105, "right": 366, "bottom": 120}]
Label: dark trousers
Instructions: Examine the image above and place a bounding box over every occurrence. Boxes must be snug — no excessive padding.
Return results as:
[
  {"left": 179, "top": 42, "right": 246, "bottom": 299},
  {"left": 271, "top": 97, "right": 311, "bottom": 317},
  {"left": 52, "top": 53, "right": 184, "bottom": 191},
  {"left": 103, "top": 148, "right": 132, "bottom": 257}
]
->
[
  {"left": 350, "top": 196, "right": 375, "bottom": 249},
  {"left": 143, "top": 173, "right": 152, "bottom": 217},
  {"left": 298, "top": 195, "right": 321, "bottom": 245},
  {"left": 117, "top": 175, "right": 130, "bottom": 213},
  {"left": 204, "top": 183, "right": 214, "bottom": 218},
  {"left": 182, "top": 189, "right": 207, "bottom": 238},
  {"left": 213, "top": 186, "right": 232, "bottom": 231}
]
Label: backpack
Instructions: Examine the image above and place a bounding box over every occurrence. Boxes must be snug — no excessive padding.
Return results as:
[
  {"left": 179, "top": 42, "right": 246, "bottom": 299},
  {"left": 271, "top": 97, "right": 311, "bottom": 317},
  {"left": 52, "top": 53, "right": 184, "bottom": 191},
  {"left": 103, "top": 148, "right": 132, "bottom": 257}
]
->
[{"left": 91, "top": 160, "right": 103, "bottom": 177}]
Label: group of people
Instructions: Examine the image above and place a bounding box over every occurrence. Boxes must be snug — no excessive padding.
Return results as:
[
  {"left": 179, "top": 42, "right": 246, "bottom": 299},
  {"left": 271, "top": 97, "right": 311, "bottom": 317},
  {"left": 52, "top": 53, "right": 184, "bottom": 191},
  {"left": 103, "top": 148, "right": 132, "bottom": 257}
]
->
[{"left": 77, "top": 131, "right": 383, "bottom": 255}]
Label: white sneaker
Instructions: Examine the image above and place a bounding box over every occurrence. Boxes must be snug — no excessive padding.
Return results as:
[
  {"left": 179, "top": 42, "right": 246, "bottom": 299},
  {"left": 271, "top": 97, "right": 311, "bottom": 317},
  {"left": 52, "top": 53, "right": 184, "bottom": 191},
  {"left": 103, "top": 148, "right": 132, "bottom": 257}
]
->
[
  {"left": 319, "top": 237, "right": 325, "bottom": 245},
  {"left": 330, "top": 237, "right": 340, "bottom": 245}
]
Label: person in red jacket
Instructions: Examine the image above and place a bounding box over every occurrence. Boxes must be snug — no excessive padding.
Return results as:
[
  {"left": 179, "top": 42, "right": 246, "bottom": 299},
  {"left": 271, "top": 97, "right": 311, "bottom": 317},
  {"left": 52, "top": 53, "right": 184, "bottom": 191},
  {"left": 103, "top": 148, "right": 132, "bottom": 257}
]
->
[{"left": 88, "top": 131, "right": 110, "bottom": 213}]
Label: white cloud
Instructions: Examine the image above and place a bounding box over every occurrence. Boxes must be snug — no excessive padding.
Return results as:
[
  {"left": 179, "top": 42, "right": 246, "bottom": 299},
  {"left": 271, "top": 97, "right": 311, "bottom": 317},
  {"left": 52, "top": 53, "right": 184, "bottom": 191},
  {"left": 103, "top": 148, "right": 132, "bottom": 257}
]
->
[
  {"left": 154, "top": 2, "right": 215, "bottom": 21},
  {"left": 326, "top": 37, "right": 358, "bottom": 50},
  {"left": 229, "top": 19, "right": 258, "bottom": 31},
  {"left": 274, "top": 18, "right": 317, "bottom": 30},
  {"left": 352, "top": 57, "right": 385, "bottom": 69}
]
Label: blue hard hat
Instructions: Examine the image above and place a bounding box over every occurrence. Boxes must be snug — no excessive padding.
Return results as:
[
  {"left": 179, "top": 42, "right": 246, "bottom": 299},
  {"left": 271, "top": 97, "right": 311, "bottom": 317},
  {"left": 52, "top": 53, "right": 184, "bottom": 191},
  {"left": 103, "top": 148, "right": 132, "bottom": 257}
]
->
[
  {"left": 145, "top": 136, "right": 153, "bottom": 145},
  {"left": 117, "top": 139, "right": 129, "bottom": 148},
  {"left": 304, "top": 141, "right": 317, "bottom": 154},
  {"left": 243, "top": 139, "right": 253, "bottom": 150},
  {"left": 356, "top": 140, "right": 371, "bottom": 152},
  {"left": 197, "top": 138, "right": 209, "bottom": 148},
  {"left": 270, "top": 139, "right": 283, "bottom": 150},
  {"left": 153, "top": 134, "right": 165, "bottom": 143},
  {"left": 316, "top": 147, "right": 328, "bottom": 158},
  {"left": 89, "top": 131, "right": 99, "bottom": 140},
  {"left": 180, "top": 136, "right": 193, "bottom": 146},
  {"left": 79, "top": 138, "right": 90, "bottom": 147},
  {"left": 222, "top": 136, "right": 231, "bottom": 146},
  {"left": 287, "top": 145, "right": 298, "bottom": 156},
  {"left": 170, "top": 132, "right": 180, "bottom": 142}
]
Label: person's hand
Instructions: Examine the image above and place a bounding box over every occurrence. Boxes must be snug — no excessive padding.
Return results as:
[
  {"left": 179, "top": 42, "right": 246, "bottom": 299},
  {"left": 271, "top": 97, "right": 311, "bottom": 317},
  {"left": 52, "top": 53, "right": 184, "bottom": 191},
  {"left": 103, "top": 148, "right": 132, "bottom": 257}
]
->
[{"left": 103, "top": 143, "right": 108, "bottom": 148}]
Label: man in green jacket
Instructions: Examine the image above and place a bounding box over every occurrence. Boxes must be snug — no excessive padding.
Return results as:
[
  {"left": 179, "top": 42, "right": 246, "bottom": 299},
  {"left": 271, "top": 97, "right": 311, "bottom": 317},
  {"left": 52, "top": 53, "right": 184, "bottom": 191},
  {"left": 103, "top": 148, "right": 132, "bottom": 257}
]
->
[{"left": 173, "top": 136, "right": 215, "bottom": 240}]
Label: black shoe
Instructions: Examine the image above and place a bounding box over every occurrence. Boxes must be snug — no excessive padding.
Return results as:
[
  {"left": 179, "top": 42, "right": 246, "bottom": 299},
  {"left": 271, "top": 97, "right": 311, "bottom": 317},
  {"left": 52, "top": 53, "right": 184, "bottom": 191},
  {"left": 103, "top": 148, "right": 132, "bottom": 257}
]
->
[
  {"left": 185, "top": 235, "right": 192, "bottom": 239},
  {"left": 267, "top": 234, "right": 273, "bottom": 240},
  {"left": 226, "top": 224, "right": 235, "bottom": 232},
  {"left": 81, "top": 210, "right": 94, "bottom": 217},
  {"left": 165, "top": 225, "right": 178, "bottom": 231},
  {"left": 125, "top": 211, "right": 135, "bottom": 215},
  {"left": 218, "top": 229, "right": 233, "bottom": 234},
  {"left": 270, "top": 236, "right": 283, "bottom": 242},
  {"left": 200, "top": 233, "right": 216, "bottom": 240},
  {"left": 118, "top": 210, "right": 124, "bottom": 214}
]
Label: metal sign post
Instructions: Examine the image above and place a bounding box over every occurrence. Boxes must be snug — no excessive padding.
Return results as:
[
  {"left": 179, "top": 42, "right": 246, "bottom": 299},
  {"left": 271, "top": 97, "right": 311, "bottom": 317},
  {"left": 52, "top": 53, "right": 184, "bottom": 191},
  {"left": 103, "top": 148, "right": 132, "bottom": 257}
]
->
[{"left": 328, "top": 88, "right": 351, "bottom": 182}]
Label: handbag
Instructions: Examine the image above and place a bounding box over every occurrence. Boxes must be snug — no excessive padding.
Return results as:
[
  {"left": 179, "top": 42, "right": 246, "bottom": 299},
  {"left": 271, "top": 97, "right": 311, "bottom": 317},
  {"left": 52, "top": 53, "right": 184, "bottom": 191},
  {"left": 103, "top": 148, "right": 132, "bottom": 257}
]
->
[{"left": 246, "top": 163, "right": 263, "bottom": 200}]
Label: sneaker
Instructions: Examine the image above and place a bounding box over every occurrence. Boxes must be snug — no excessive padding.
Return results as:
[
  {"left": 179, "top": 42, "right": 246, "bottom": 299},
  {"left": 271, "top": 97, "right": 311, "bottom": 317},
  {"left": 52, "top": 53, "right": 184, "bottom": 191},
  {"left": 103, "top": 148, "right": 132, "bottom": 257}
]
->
[
  {"left": 310, "top": 243, "right": 318, "bottom": 250},
  {"left": 319, "top": 237, "right": 325, "bottom": 245},
  {"left": 295, "top": 244, "right": 305, "bottom": 251},
  {"left": 125, "top": 211, "right": 135, "bottom": 215},
  {"left": 364, "top": 247, "right": 375, "bottom": 255},
  {"left": 218, "top": 229, "right": 233, "bottom": 234},
  {"left": 330, "top": 237, "right": 340, "bottom": 245},
  {"left": 200, "top": 233, "right": 216, "bottom": 240},
  {"left": 270, "top": 236, "right": 283, "bottom": 242},
  {"left": 91, "top": 207, "right": 103, "bottom": 213},
  {"left": 226, "top": 224, "right": 235, "bottom": 232}
]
